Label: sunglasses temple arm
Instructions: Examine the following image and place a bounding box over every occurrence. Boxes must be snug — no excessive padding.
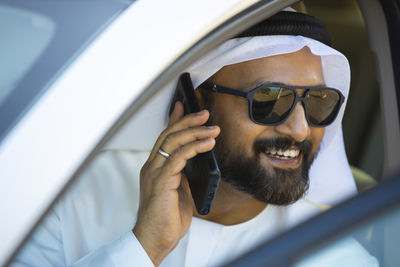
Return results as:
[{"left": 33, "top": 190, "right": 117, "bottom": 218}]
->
[{"left": 199, "top": 82, "right": 248, "bottom": 98}]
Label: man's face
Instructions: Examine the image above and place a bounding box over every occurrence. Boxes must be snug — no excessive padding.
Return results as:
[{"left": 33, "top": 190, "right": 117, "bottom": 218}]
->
[{"left": 203, "top": 47, "right": 326, "bottom": 205}]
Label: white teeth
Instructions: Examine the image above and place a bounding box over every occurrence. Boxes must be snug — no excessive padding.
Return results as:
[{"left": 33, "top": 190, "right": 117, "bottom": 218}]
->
[
  {"left": 265, "top": 148, "right": 300, "bottom": 159},
  {"left": 290, "top": 150, "right": 299, "bottom": 157}
]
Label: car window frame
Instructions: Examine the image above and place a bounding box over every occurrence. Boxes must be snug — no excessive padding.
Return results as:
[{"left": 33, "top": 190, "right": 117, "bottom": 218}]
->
[
  {"left": 225, "top": 173, "right": 400, "bottom": 267},
  {"left": 0, "top": 0, "right": 133, "bottom": 145}
]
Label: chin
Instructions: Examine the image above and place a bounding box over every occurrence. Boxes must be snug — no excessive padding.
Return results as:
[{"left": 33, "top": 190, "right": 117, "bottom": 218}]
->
[
  {"left": 214, "top": 134, "right": 317, "bottom": 206},
  {"left": 217, "top": 149, "right": 317, "bottom": 206}
]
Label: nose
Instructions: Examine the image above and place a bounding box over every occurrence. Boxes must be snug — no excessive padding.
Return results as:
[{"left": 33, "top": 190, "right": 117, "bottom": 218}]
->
[{"left": 274, "top": 102, "right": 311, "bottom": 142}]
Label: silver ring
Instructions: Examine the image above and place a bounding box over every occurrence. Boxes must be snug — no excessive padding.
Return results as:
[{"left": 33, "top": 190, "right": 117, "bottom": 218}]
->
[{"left": 158, "top": 147, "right": 170, "bottom": 159}]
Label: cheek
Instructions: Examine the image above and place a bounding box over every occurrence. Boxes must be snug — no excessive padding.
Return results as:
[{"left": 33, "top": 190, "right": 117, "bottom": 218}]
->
[
  {"left": 310, "top": 127, "right": 325, "bottom": 152},
  {"left": 212, "top": 95, "right": 262, "bottom": 154},
  {"left": 212, "top": 95, "right": 247, "bottom": 133}
]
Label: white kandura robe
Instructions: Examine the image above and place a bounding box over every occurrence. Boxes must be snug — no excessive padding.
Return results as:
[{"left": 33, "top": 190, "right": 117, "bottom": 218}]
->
[{"left": 12, "top": 151, "right": 377, "bottom": 267}]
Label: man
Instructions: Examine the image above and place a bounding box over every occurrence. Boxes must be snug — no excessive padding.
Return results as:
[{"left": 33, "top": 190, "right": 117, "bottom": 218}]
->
[{"left": 13, "top": 9, "right": 372, "bottom": 267}]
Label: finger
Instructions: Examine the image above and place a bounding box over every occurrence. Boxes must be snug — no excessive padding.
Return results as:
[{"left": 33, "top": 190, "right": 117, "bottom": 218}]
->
[
  {"left": 179, "top": 173, "right": 191, "bottom": 198},
  {"left": 159, "top": 138, "right": 216, "bottom": 188},
  {"left": 151, "top": 125, "right": 219, "bottom": 168},
  {"left": 148, "top": 109, "right": 211, "bottom": 162},
  {"left": 168, "top": 101, "right": 184, "bottom": 127},
  {"left": 163, "top": 125, "right": 220, "bottom": 154},
  {"left": 177, "top": 175, "right": 194, "bottom": 216},
  {"left": 146, "top": 101, "right": 183, "bottom": 165}
]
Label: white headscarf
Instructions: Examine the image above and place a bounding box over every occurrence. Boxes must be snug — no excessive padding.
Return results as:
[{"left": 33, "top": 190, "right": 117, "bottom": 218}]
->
[{"left": 105, "top": 34, "right": 357, "bottom": 216}]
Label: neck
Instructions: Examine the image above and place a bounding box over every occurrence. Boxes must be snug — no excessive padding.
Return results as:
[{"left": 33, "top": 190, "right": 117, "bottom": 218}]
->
[{"left": 193, "top": 180, "right": 267, "bottom": 225}]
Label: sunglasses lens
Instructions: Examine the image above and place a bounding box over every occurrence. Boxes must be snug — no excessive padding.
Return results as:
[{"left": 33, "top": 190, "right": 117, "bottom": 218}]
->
[
  {"left": 252, "top": 87, "right": 295, "bottom": 124},
  {"left": 306, "top": 89, "right": 341, "bottom": 126}
]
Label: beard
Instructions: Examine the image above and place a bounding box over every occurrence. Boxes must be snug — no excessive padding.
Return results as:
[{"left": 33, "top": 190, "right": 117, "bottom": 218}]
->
[{"left": 214, "top": 136, "right": 317, "bottom": 205}]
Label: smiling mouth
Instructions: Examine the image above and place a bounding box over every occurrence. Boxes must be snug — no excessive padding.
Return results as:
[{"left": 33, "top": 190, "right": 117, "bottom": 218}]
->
[{"left": 264, "top": 147, "right": 301, "bottom": 160}]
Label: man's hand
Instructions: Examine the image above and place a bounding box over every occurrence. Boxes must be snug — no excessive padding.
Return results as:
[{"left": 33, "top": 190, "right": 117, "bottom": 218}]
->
[{"left": 133, "top": 102, "right": 220, "bottom": 266}]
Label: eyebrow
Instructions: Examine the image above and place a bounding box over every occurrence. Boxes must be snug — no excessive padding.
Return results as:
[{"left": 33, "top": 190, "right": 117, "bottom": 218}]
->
[
  {"left": 251, "top": 80, "right": 284, "bottom": 87},
  {"left": 247, "top": 80, "right": 327, "bottom": 89},
  {"left": 240, "top": 80, "right": 278, "bottom": 90}
]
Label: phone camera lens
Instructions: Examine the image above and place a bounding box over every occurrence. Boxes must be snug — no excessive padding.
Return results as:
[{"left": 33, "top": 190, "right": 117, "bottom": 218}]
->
[{"left": 200, "top": 207, "right": 210, "bottom": 215}]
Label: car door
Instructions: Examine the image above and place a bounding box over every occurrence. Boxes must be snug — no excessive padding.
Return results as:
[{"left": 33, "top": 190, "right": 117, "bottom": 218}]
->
[{"left": 226, "top": 173, "right": 400, "bottom": 267}]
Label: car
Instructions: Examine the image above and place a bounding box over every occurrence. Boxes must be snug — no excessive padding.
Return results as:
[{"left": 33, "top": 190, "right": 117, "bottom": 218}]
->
[{"left": 0, "top": 0, "right": 399, "bottom": 266}]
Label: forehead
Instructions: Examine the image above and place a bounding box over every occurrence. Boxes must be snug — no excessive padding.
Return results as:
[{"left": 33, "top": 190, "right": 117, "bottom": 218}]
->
[{"left": 212, "top": 47, "right": 324, "bottom": 89}]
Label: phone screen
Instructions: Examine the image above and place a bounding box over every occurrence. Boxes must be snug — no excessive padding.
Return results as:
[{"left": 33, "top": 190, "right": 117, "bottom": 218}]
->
[{"left": 169, "top": 73, "right": 221, "bottom": 215}]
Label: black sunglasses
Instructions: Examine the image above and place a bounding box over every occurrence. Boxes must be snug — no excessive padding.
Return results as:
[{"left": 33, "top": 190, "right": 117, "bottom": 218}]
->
[{"left": 199, "top": 81, "right": 345, "bottom": 127}]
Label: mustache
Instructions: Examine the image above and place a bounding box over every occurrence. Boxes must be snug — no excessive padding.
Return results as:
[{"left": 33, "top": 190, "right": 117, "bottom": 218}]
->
[{"left": 253, "top": 137, "right": 312, "bottom": 155}]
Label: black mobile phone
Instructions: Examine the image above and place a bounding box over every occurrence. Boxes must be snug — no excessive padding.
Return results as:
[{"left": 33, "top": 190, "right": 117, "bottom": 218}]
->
[{"left": 169, "top": 72, "right": 221, "bottom": 215}]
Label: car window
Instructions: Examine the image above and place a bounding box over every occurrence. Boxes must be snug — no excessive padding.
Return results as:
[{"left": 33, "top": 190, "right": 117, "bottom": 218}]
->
[
  {"left": 225, "top": 175, "right": 400, "bottom": 267},
  {"left": 294, "top": 205, "right": 400, "bottom": 267},
  {"left": 0, "top": 5, "right": 55, "bottom": 106},
  {"left": 0, "top": 0, "right": 133, "bottom": 144}
]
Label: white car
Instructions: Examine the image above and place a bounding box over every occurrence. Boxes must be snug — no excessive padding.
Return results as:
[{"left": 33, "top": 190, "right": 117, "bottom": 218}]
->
[{"left": 1, "top": 0, "right": 399, "bottom": 266}]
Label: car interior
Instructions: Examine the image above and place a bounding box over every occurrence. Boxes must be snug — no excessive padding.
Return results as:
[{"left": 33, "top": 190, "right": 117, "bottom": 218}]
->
[
  {"left": 295, "top": 0, "right": 399, "bottom": 265},
  {"left": 297, "top": 0, "right": 382, "bottom": 188}
]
